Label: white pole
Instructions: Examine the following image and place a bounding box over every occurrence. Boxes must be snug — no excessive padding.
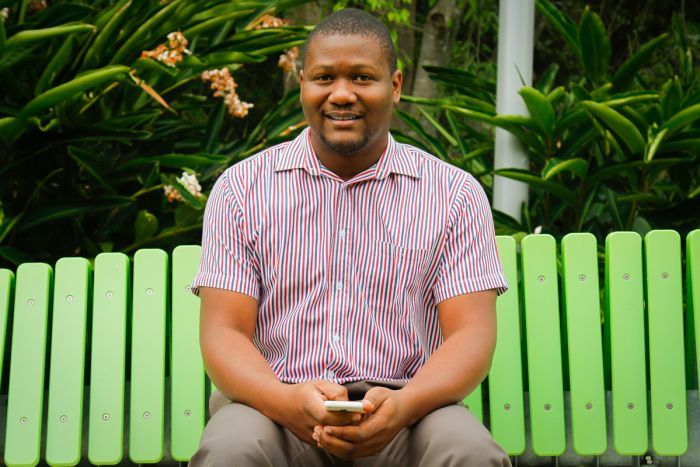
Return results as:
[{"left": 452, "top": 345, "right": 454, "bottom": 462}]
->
[{"left": 493, "top": 0, "right": 535, "bottom": 222}]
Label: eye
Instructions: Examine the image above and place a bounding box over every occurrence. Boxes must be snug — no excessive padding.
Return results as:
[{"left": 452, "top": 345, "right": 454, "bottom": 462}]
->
[
  {"left": 355, "top": 74, "right": 373, "bottom": 82},
  {"left": 314, "top": 74, "right": 333, "bottom": 82}
]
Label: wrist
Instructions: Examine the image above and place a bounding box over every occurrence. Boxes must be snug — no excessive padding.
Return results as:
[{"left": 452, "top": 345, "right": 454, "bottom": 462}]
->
[
  {"left": 395, "top": 386, "right": 425, "bottom": 427},
  {"left": 258, "top": 379, "right": 291, "bottom": 424}
]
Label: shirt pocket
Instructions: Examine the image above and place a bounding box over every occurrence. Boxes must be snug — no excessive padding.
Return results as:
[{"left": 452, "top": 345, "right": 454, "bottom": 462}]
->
[{"left": 358, "top": 241, "right": 431, "bottom": 315}]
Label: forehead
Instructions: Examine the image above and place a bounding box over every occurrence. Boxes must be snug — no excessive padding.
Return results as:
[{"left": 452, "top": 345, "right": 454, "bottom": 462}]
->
[{"left": 304, "top": 33, "right": 389, "bottom": 71}]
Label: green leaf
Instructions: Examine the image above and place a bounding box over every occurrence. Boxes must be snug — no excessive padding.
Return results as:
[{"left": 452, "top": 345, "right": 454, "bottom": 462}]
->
[
  {"left": 612, "top": 33, "right": 669, "bottom": 90},
  {"left": 17, "top": 197, "right": 134, "bottom": 232},
  {"left": 660, "top": 76, "right": 683, "bottom": 120},
  {"left": 175, "top": 204, "right": 200, "bottom": 226},
  {"left": 541, "top": 157, "right": 588, "bottom": 180},
  {"left": 535, "top": 0, "right": 580, "bottom": 55},
  {"left": 35, "top": 34, "right": 78, "bottom": 95},
  {"left": 134, "top": 209, "right": 159, "bottom": 242},
  {"left": 0, "top": 246, "right": 31, "bottom": 266},
  {"left": 395, "top": 109, "right": 448, "bottom": 160},
  {"left": 644, "top": 127, "right": 668, "bottom": 162},
  {"left": 3, "top": 23, "right": 95, "bottom": 50},
  {"left": 578, "top": 7, "right": 610, "bottom": 83},
  {"left": 19, "top": 65, "right": 130, "bottom": 119},
  {"left": 494, "top": 168, "right": 576, "bottom": 204},
  {"left": 123, "top": 152, "right": 229, "bottom": 170},
  {"left": 82, "top": 0, "right": 133, "bottom": 69},
  {"left": 67, "top": 145, "right": 116, "bottom": 193},
  {"left": 587, "top": 157, "right": 694, "bottom": 187},
  {"left": 202, "top": 51, "right": 267, "bottom": 67},
  {"left": 605, "top": 188, "right": 624, "bottom": 231},
  {"left": 536, "top": 63, "right": 559, "bottom": 94},
  {"left": 519, "top": 86, "right": 555, "bottom": 137},
  {"left": 663, "top": 102, "right": 700, "bottom": 134},
  {"left": 203, "top": 99, "right": 226, "bottom": 153},
  {"left": 182, "top": 9, "right": 256, "bottom": 36},
  {"left": 417, "top": 107, "right": 458, "bottom": 147},
  {"left": 580, "top": 101, "right": 645, "bottom": 153}
]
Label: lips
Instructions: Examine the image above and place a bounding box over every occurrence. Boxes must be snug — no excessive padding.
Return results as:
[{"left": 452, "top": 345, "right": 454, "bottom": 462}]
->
[{"left": 325, "top": 111, "right": 362, "bottom": 121}]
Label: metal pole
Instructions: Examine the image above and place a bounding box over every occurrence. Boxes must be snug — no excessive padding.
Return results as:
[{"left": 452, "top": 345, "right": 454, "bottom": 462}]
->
[{"left": 493, "top": 0, "right": 535, "bottom": 222}]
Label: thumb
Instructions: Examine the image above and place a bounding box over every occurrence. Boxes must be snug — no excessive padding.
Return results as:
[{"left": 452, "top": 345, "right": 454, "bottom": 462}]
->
[
  {"left": 362, "top": 386, "right": 391, "bottom": 415},
  {"left": 315, "top": 380, "right": 349, "bottom": 401}
]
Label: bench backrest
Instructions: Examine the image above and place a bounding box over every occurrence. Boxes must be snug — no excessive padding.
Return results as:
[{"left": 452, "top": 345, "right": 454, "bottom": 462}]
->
[{"left": 0, "top": 229, "right": 698, "bottom": 465}]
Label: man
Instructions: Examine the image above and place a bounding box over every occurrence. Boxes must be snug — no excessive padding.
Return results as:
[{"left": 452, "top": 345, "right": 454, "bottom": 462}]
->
[{"left": 189, "top": 8, "right": 510, "bottom": 467}]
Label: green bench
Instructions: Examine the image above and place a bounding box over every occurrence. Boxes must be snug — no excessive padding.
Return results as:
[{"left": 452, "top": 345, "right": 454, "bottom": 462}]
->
[{"left": 0, "top": 230, "right": 699, "bottom": 466}]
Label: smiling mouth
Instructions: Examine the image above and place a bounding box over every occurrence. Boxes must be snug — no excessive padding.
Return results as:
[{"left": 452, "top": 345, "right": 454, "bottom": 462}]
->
[{"left": 325, "top": 113, "right": 362, "bottom": 121}]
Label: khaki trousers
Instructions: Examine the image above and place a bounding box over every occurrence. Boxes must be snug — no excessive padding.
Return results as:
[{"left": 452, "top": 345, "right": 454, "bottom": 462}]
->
[{"left": 189, "top": 381, "right": 512, "bottom": 467}]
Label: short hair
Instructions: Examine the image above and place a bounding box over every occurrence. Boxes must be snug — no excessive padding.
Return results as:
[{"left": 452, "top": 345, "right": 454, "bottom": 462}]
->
[{"left": 303, "top": 8, "right": 397, "bottom": 74}]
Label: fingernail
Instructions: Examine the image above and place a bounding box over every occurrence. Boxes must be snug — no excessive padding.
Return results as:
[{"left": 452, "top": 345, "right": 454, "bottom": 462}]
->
[
  {"left": 312, "top": 433, "right": 319, "bottom": 441},
  {"left": 324, "top": 427, "right": 332, "bottom": 434}
]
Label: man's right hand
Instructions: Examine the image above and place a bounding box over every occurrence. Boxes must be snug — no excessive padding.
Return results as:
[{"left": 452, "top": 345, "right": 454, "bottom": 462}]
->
[{"left": 272, "top": 380, "right": 363, "bottom": 445}]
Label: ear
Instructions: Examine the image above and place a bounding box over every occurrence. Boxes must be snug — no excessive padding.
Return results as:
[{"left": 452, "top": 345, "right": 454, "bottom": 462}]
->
[
  {"left": 299, "top": 70, "right": 304, "bottom": 101},
  {"left": 391, "top": 69, "right": 402, "bottom": 104}
]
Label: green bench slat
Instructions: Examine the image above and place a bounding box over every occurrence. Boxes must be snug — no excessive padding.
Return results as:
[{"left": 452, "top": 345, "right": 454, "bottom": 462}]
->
[
  {"left": 561, "top": 234, "right": 607, "bottom": 455},
  {"left": 171, "top": 246, "right": 205, "bottom": 461},
  {"left": 488, "top": 236, "right": 525, "bottom": 455},
  {"left": 605, "top": 232, "right": 648, "bottom": 455},
  {"left": 463, "top": 383, "right": 483, "bottom": 423},
  {"left": 0, "top": 269, "right": 13, "bottom": 392},
  {"left": 88, "top": 253, "right": 129, "bottom": 465},
  {"left": 129, "top": 249, "right": 168, "bottom": 463},
  {"left": 645, "top": 230, "right": 687, "bottom": 455},
  {"left": 4, "top": 263, "right": 53, "bottom": 466},
  {"left": 521, "top": 235, "right": 566, "bottom": 456},
  {"left": 688, "top": 230, "right": 700, "bottom": 404},
  {"left": 46, "top": 258, "right": 91, "bottom": 466}
]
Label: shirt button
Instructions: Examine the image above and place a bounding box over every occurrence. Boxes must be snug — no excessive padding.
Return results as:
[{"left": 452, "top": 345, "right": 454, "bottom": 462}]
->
[
  {"left": 336, "top": 282, "right": 343, "bottom": 291},
  {"left": 327, "top": 370, "right": 335, "bottom": 379},
  {"left": 333, "top": 334, "right": 340, "bottom": 342},
  {"left": 338, "top": 229, "right": 346, "bottom": 239}
]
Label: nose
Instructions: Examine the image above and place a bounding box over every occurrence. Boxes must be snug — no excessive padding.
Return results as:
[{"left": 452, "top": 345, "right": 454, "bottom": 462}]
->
[{"left": 328, "top": 79, "right": 357, "bottom": 105}]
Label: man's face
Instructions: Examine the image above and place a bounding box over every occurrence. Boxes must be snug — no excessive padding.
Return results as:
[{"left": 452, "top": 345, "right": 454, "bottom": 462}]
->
[{"left": 300, "top": 33, "right": 402, "bottom": 159}]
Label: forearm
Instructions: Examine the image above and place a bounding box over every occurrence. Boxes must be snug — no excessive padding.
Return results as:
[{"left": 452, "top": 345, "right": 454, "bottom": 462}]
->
[
  {"left": 398, "top": 322, "right": 495, "bottom": 426},
  {"left": 201, "top": 325, "right": 289, "bottom": 422}
]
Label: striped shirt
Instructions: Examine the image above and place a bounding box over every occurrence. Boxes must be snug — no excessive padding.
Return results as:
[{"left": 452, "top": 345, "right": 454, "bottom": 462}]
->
[{"left": 193, "top": 127, "right": 508, "bottom": 384}]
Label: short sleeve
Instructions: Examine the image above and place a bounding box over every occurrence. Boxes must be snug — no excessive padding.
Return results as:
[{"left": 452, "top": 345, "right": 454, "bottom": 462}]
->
[
  {"left": 432, "top": 177, "right": 508, "bottom": 303},
  {"left": 191, "top": 173, "right": 260, "bottom": 299}
]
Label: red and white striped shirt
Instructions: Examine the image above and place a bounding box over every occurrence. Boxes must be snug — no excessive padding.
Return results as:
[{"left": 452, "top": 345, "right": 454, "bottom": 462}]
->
[{"left": 193, "top": 127, "right": 507, "bottom": 384}]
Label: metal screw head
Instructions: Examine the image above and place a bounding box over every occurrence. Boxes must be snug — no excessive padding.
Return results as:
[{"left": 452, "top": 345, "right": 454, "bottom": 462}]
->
[
  {"left": 623, "top": 273, "right": 631, "bottom": 280},
  {"left": 66, "top": 295, "right": 73, "bottom": 302},
  {"left": 184, "top": 409, "right": 192, "bottom": 417},
  {"left": 146, "top": 288, "right": 153, "bottom": 295},
  {"left": 102, "top": 413, "right": 110, "bottom": 421},
  {"left": 185, "top": 285, "right": 192, "bottom": 292},
  {"left": 579, "top": 274, "right": 587, "bottom": 281},
  {"left": 544, "top": 403, "right": 552, "bottom": 411},
  {"left": 106, "top": 291, "right": 113, "bottom": 298},
  {"left": 537, "top": 275, "right": 545, "bottom": 283},
  {"left": 60, "top": 415, "right": 68, "bottom": 423},
  {"left": 20, "top": 416, "right": 28, "bottom": 424},
  {"left": 661, "top": 272, "right": 669, "bottom": 280},
  {"left": 585, "top": 402, "right": 593, "bottom": 410},
  {"left": 666, "top": 403, "right": 673, "bottom": 410},
  {"left": 143, "top": 411, "right": 151, "bottom": 419},
  {"left": 27, "top": 299, "right": 34, "bottom": 306},
  {"left": 627, "top": 402, "right": 635, "bottom": 410},
  {"left": 503, "top": 403, "right": 511, "bottom": 411}
]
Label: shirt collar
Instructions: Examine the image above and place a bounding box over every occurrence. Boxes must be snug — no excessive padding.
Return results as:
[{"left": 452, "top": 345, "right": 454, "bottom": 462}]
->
[{"left": 275, "top": 127, "right": 421, "bottom": 180}]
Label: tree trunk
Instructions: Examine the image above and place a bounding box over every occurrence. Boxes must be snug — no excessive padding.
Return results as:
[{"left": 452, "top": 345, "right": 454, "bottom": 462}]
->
[
  {"left": 411, "top": 0, "right": 459, "bottom": 100},
  {"left": 283, "top": 2, "right": 324, "bottom": 94}
]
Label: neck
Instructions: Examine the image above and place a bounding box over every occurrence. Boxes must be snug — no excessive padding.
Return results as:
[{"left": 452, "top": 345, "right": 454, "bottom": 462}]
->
[{"left": 310, "top": 132, "right": 388, "bottom": 181}]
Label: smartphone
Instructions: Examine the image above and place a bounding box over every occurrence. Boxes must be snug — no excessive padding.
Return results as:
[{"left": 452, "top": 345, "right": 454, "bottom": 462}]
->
[{"left": 324, "top": 401, "right": 365, "bottom": 413}]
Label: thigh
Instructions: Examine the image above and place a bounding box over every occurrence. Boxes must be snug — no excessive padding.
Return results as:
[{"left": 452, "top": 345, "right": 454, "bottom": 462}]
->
[
  {"left": 189, "top": 393, "right": 332, "bottom": 467},
  {"left": 356, "top": 404, "right": 511, "bottom": 467}
]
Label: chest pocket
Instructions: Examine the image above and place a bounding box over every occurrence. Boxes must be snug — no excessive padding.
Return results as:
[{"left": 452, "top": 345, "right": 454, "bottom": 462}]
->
[{"left": 357, "top": 241, "right": 431, "bottom": 315}]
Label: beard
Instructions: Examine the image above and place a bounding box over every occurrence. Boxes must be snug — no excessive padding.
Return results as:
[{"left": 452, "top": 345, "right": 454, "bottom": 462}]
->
[{"left": 318, "top": 131, "right": 370, "bottom": 156}]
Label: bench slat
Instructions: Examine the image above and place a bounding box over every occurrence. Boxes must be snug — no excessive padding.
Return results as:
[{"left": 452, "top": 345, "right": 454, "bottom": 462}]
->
[
  {"left": 129, "top": 249, "right": 168, "bottom": 463},
  {"left": 521, "top": 235, "right": 566, "bottom": 456},
  {"left": 46, "top": 258, "right": 91, "bottom": 465},
  {"left": 645, "top": 230, "right": 687, "bottom": 455},
  {"left": 171, "top": 246, "right": 205, "bottom": 461},
  {"left": 561, "top": 233, "right": 607, "bottom": 455},
  {"left": 488, "top": 236, "right": 526, "bottom": 455},
  {"left": 4, "top": 263, "right": 52, "bottom": 466},
  {"left": 688, "top": 230, "right": 700, "bottom": 401},
  {"left": 605, "top": 232, "right": 648, "bottom": 455},
  {"left": 88, "top": 253, "right": 130, "bottom": 464},
  {"left": 0, "top": 269, "right": 13, "bottom": 392}
]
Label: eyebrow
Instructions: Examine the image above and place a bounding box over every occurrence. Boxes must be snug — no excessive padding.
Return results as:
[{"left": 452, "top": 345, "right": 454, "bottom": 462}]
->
[{"left": 309, "top": 64, "right": 381, "bottom": 73}]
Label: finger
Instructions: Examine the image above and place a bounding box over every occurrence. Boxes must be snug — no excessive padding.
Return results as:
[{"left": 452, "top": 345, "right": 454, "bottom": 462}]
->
[
  {"left": 320, "top": 411, "right": 363, "bottom": 426},
  {"left": 321, "top": 424, "right": 365, "bottom": 443},
  {"left": 315, "top": 380, "right": 349, "bottom": 401},
  {"left": 362, "top": 386, "right": 390, "bottom": 414},
  {"left": 318, "top": 427, "right": 363, "bottom": 459}
]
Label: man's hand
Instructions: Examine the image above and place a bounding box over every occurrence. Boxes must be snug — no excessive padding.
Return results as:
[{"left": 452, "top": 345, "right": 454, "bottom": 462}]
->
[
  {"left": 274, "top": 380, "right": 364, "bottom": 445},
  {"left": 312, "top": 386, "right": 411, "bottom": 459}
]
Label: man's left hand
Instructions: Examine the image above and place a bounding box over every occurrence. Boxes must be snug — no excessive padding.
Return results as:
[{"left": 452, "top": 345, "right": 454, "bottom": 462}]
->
[{"left": 312, "top": 386, "right": 413, "bottom": 459}]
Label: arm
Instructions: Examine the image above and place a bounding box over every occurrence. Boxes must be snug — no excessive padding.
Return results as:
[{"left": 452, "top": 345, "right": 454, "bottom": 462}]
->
[
  {"left": 199, "top": 286, "right": 362, "bottom": 444},
  {"left": 314, "top": 289, "right": 497, "bottom": 457}
]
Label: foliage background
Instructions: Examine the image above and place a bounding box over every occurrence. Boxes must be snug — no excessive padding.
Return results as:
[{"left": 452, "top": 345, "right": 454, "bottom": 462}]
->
[{"left": 0, "top": 0, "right": 699, "bottom": 268}]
